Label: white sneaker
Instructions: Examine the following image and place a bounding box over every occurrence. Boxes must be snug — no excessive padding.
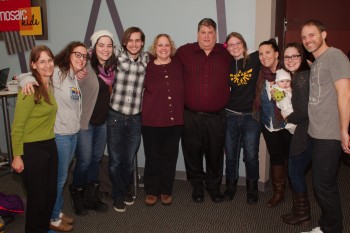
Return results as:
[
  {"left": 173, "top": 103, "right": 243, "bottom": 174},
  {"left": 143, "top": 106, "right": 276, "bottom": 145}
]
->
[{"left": 301, "top": 226, "right": 323, "bottom": 233}]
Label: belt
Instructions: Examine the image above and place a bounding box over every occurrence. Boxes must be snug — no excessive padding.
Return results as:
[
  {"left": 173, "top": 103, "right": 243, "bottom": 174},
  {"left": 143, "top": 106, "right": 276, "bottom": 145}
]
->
[
  {"left": 226, "top": 109, "right": 252, "bottom": 116},
  {"left": 185, "top": 108, "right": 222, "bottom": 116}
]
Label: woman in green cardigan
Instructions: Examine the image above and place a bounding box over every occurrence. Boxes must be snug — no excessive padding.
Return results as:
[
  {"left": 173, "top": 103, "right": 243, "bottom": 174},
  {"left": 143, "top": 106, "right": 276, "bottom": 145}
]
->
[{"left": 11, "top": 45, "right": 58, "bottom": 233}]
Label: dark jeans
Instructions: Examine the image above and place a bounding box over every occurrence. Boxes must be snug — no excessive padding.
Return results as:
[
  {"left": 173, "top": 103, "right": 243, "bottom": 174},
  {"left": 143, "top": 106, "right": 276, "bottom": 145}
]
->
[
  {"left": 73, "top": 123, "right": 107, "bottom": 188},
  {"left": 181, "top": 109, "right": 226, "bottom": 192},
  {"left": 107, "top": 110, "right": 141, "bottom": 201},
  {"left": 142, "top": 125, "right": 182, "bottom": 195},
  {"left": 288, "top": 140, "right": 312, "bottom": 193},
  {"left": 22, "top": 139, "right": 58, "bottom": 233},
  {"left": 261, "top": 126, "right": 291, "bottom": 165},
  {"left": 224, "top": 111, "right": 261, "bottom": 181},
  {"left": 310, "top": 137, "right": 343, "bottom": 233}
]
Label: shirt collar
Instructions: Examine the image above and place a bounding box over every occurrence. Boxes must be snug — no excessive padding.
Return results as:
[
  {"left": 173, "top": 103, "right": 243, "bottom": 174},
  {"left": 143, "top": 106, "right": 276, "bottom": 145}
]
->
[{"left": 194, "top": 42, "right": 222, "bottom": 54}]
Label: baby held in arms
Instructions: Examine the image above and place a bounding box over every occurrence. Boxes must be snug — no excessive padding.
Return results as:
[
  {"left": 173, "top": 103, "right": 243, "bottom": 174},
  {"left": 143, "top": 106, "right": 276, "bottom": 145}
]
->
[{"left": 272, "top": 69, "right": 296, "bottom": 134}]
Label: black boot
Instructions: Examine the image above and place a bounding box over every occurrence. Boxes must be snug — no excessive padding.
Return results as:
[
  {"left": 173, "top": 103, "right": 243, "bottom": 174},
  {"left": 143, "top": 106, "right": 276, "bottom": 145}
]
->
[
  {"left": 246, "top": 179, "right": 259, "bottom": 205},
  {"left": 84, "top": 182, "right": 108, "bottom": 212},
  {"left": 282, "top": 193, "right": 311, "bottom": 226},
  {"left": 223, "top": 179, "right": 238, "bottom": 201},
  {"left": 69, "top": 184, "right": 88, "bottom": 216}
]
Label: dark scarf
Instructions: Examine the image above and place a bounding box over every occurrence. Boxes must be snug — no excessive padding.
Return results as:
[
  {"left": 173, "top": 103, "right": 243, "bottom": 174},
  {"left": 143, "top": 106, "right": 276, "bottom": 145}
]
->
[{"left": 253, "top": 64, "right": 283, "bottom": 121}]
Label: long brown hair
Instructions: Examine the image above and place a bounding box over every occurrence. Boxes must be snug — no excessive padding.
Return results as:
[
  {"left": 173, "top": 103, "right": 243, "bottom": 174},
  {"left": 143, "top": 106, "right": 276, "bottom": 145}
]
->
[
  {"left": 225, "top": 32, "right": 249, "bottom": 67},
  {"left": 282, "top": 43, "right": 310, "bottom": 74},
  {"left": 29, "top": 45, "right": 54, "bottom": 105},
  {"left": 253, "top": 38, "right": 282, "bottom": 121},
  {"left": 54, "top": 41, "right": 88, "bottom": 81}
]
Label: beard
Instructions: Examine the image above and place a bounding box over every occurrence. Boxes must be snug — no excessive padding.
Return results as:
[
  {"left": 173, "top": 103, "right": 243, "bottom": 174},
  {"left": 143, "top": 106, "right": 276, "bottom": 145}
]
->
[{"left": 305, "top": 39, "right": 323, "bottom": 53}]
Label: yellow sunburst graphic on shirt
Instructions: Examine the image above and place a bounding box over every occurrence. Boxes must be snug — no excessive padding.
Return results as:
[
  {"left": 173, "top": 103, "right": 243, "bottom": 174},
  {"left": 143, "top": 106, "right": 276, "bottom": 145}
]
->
[{"left": 230, "top": 68, "right": 253, "bottom": 86}]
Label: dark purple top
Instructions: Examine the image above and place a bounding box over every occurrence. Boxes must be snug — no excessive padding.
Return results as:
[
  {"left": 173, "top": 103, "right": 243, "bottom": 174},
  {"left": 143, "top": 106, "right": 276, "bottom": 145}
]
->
[
  {"left": 141, "top": 56, "right": 184, "bottom": 127},
  {"left": 176, "top": 42, "right": 231, "bottom": 112}
]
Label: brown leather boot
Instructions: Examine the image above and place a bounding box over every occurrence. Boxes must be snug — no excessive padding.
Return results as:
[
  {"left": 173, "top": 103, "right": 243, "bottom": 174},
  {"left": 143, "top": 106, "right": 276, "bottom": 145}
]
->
[
  {"left": 267, "top": 165, "right": 286, "bottom": 207},
  {"left": 281, "top": 193, "right": 297, "bottom": 220},
  {"left": 283, "top": 193, "right": 311, "bottom": 226}
]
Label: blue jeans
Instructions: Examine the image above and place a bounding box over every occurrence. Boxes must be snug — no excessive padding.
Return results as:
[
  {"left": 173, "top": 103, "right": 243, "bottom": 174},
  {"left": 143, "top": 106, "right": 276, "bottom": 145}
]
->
[
  {"left": 224, "top": 111, "right": 261, "bottom": 181},
  {"left": 106, "top": 110, "right": 141, "bottom": 201},
  {"left": 310, "top": 137, "right": 343, "bottom": 233},
  {"left": 73, "top": 123, "right": 107, "bottom": 188},
  {"left": 51, "top": 134, "right": 77, "bottom": 221},
  {"left": 288, "top": 141, "right": 312, "bottom": 193}
]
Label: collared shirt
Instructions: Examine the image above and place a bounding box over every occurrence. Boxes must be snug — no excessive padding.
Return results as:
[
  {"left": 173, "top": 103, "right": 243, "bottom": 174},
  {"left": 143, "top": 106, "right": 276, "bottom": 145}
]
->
[
  {"left": 176, "top": 42, "right": 231, "bottom": 113},
  {"left": 110, "top": 47, "right": 149, "bottom": 115}
]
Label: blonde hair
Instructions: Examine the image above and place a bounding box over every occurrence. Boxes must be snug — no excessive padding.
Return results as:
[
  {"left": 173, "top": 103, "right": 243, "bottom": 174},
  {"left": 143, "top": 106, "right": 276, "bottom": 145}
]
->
[{"left": 148, "top": 34, "right": 176, "bottom": 57}]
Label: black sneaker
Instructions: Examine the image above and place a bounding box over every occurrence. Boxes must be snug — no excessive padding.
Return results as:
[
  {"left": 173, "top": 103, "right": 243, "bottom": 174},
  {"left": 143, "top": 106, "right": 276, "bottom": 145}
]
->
[
  {"left": 113, "top": 200, "right": 126, "bottom": 213},
  {"left": 124, "top": 194, "right": 135, "bottom": 206}
]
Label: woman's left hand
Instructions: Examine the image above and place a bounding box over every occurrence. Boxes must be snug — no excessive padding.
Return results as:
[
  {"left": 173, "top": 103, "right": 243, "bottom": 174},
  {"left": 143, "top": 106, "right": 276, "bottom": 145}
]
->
[{"left": 12, "top": 156, "right": 24, "bottom": 173}]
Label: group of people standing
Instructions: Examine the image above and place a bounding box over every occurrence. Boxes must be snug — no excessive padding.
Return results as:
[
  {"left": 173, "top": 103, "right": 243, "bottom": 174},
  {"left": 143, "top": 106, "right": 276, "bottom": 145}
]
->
[{"left": 10, "top": 17, "right": 350, "bottom": 233}]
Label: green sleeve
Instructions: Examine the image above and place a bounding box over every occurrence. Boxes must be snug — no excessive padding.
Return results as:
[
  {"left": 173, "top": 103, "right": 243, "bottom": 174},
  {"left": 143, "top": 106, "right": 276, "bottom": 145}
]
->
[{"left": 11, "top": 91, "right": 35, "bottom": 156}]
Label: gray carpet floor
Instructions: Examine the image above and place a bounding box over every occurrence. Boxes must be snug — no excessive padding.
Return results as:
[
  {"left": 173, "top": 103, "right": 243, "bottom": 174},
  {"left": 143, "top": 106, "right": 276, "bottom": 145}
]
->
[{"left": 1, "top": 161, "right": 350, "bottom": 233}]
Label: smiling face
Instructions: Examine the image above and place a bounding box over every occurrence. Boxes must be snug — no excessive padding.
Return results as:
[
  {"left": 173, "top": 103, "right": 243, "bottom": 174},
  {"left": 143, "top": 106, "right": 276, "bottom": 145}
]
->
[
  {"left": 32, "top": 51, "right": 54, "bottom": 79},
  {"left": 197, "top": 25, "right": 216, "bottom": 53},
  {"left": 126, "top": 32, "right": 144, "bottom": 59},
  {"left": 283, "top": 47, "right": 301, "bottom": 74},
  {"left": 70, "top": 46, "right": 88, "bottom": 73},
  {"left": 226, "top": 36, "right": 244, "bottom": 60},
  {"left": 301, "top": 24, "right": 327, "bottom": 58},
  {"left": 259, "top": 44, "right": 279, "bottom": 71},
  {"left": 95, "top": 36, "right": 113, "bottom": 66},
  {"left": 155, "top": 36, "right": 171, "bottom": 61}
]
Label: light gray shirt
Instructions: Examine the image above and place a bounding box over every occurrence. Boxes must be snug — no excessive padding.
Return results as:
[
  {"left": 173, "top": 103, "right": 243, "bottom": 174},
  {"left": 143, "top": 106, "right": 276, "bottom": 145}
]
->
[{"left": 308, "top": 47, "right": 350, "bottom": 140}]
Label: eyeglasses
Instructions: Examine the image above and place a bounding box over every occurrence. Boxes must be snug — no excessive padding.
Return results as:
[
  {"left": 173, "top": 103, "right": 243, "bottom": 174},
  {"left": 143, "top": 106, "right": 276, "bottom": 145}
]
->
[
  {"left": 72, "top": 51, "right": 90, "bottom": 60},
  {"left": 227, "top": 41, "right": 243, "bottom": 49},
  {"left": 283, "top": 54, "right": 301, "bottom": 61}
]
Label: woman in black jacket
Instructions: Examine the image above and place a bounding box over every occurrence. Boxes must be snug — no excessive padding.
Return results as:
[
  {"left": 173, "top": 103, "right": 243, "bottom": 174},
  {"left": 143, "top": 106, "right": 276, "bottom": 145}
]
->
[{"left": 280, "top": 43, "right": 312, "bottom": 226}]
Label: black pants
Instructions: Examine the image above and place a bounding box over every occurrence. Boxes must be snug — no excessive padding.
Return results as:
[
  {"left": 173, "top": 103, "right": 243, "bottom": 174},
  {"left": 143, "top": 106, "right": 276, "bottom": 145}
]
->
[
  {"left": 21, "top": 139, "right": 58, "bottom": 233},
  {"left": 181, "top": 109, "right": 226, "bottom": 192},
  {"left": 261, "top": 126, "right": 291, "bottom": 165},
  {"left": 142, "top": 125, "right": 182, "bottom": 195},
  {"left": 311, "top": 137, "right": 343, "bottom": 233}
]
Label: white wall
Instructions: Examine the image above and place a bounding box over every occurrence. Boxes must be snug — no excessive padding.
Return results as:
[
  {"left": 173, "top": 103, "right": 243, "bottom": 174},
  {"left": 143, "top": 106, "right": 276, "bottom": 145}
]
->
[{"left": 1, "top": 0, "right": 273, "bottom": 178}]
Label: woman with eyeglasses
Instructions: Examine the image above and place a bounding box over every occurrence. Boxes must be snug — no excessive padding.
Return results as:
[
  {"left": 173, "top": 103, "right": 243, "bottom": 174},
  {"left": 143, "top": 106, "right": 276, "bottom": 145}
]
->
[
  {"left": 17, "top": 41, "right": 89, "bottom": 232},
  {"left": 253, "top": 39, "right": 292, "bottom": 208},
  {"left": 11, "top": 45, "right": 57, "bottom": 233},
  {"left": 280, "top": 43, "right": 312, "bottom": 226},
  {"left": 223, "top": 32, "right": 261, "bottom": 205}
]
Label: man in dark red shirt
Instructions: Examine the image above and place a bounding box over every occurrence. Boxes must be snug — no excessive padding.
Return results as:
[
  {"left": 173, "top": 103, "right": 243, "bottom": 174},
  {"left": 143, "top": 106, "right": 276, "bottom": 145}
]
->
[{"left": 176, "top": 18, "right": 232, "bottom": 203}]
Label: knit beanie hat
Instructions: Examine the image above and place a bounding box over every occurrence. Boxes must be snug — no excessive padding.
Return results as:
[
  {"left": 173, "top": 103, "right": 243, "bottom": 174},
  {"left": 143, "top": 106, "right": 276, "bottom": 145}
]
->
[
  {"left": 275, "top": 69, "right": 291, "bottom": 82},
  {"left": 90, "top": 30, "right": 114, "bottom": 48}
]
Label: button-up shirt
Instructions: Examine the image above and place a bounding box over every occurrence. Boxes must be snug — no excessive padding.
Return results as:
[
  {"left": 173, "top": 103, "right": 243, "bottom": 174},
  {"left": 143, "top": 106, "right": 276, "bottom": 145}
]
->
[
  {"left": 110, "top": 47, "right": 149, "bottom": 115},
  {"left": 176, "top": 42, "right": 231, "bottom": 112}
]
